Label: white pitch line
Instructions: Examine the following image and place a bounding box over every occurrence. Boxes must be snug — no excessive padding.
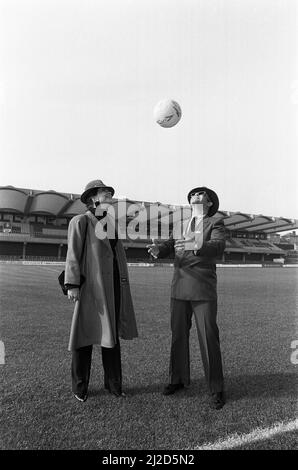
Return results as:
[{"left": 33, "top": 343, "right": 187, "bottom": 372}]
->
[
  {"left": 0, "top": 341, "right": 5, "bottom": 364},
  {"left": 192, "top": 419, "right": 298, "bottom": 450}
]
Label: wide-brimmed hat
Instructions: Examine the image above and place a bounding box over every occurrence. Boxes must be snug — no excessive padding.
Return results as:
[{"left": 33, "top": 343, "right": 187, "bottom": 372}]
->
[
  {"left": 80, "top": 179, "right": 115, "bottom": 204},
  {"left": 187, "top": 186, "right": 219, "bottom": 216}
]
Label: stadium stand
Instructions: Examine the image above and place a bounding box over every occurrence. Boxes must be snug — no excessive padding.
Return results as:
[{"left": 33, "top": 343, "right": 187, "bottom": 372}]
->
[
  {"left": 284, "top": 250, "right": 298, "bottom": 264},
  {"left": 0, "top": 185, "right": 297, "bottom": 264}
]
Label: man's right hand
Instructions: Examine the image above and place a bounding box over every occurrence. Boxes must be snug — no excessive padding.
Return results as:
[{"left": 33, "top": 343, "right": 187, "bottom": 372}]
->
[
  {"left": 68, "top": 288, "right": 80, "bottom": 302},
  {"left": 146, "top": 239, "right": 160, "bottom": 259}
]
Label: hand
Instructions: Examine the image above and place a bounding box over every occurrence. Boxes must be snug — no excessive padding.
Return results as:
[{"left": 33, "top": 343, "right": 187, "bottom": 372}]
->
[
  {"left": 174, "top": 238, "right": 186, "bottom": 254},
  {"left": 68, "top": 288, "right": 80, "bottom": 302},
  {"left": 146, "top": 238, "right": 159, "bottom": 259}
]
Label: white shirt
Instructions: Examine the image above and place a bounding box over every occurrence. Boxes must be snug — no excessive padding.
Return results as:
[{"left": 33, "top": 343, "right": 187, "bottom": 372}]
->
[{"left": 184, "top": 215, "right": 204, "bottom": 252}]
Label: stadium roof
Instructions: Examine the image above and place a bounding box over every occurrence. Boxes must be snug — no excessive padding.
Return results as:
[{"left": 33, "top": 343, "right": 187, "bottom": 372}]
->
[{"left": 0, "top": 185, "right": 297, "bottom": 234}]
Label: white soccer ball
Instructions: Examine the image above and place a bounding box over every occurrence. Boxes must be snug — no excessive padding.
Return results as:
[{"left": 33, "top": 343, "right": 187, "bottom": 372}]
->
[{"left": 154, "top": 99, "right": 182, "bottom": 128}]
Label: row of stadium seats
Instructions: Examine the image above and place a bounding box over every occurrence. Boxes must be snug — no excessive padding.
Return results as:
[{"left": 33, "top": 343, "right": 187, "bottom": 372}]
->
[
  {"left": 226, "top": 238, "right": 284, "bottom": 252},
  {"left": 32, "top": 232, "right": 67, "bottom": 239}
]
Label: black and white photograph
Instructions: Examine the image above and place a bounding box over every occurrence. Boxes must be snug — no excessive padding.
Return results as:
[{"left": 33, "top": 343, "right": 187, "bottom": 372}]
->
[{"left": 0, "top": 0, "right": 297, "bottom": 454}]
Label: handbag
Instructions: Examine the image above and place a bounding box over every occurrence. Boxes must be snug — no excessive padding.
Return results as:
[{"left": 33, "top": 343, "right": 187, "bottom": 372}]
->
[{"left": 58, "top": 217, "right": 88, "bottom": 295}]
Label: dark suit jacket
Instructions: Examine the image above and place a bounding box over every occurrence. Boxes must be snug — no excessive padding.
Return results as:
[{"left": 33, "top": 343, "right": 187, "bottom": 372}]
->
[{"left": 158, "top": 216, "right": 226, "bottom": 300}]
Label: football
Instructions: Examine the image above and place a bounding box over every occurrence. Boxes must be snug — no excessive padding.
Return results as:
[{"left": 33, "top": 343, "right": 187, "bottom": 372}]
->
[{"left": 154, "top": 99, "right": 182, "bottom": 128}]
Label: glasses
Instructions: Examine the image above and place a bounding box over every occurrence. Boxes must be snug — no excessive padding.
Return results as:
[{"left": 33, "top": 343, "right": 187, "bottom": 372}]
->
[{"left": 190, "top": 191, "right": 210, "bottom": 203}]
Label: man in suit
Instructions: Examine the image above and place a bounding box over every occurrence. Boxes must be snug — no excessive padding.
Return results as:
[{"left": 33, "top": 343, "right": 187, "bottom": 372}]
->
[{"left": 147, "top": 186, "right": 226, "bottom": 409}]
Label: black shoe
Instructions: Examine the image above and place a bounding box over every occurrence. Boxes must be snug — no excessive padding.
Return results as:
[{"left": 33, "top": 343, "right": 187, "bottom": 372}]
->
[
  {"left": 74, "top": 393, "right": 88, "bottom": 402},
  {"left": 105, "top": 386, "right": 126, "bottom": 398},
  {"left": 111, "top": 391, "right": 126, "bottom": 398},
  {"left": 210, "top": 391, "right": 225, "bottom": 410},
  {"left": 163, "top": 383, "right": 184, "bottom": 396}
]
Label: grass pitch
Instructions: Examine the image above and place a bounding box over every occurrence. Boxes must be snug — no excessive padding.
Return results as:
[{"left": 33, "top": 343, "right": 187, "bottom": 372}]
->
[{"left": 0, "top": 264, "right": 297, "bottom": 450}]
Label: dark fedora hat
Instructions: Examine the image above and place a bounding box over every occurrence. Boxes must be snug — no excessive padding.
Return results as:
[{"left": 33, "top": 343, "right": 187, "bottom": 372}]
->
[
  {"left": 80, "top": 179, "right": 115, "bottom": 204},
  {"left": 187, "top": 186, "right": 219, "bottom": 216}
]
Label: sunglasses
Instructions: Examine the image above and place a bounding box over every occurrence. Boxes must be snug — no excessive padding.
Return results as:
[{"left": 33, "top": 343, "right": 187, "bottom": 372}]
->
[{"left": 190, "top": 191, "right": 208, "bottom": 198}]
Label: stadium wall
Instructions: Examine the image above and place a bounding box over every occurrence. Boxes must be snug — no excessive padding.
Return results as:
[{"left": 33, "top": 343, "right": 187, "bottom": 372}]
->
[{"left": 0, "top": 238, "right": 289, "bottom": 264}]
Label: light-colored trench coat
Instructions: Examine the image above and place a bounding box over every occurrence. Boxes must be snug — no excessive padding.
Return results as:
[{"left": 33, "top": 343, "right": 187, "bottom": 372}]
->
[{"left": 65, "top": 210, "right": 138, "bottom": 351}]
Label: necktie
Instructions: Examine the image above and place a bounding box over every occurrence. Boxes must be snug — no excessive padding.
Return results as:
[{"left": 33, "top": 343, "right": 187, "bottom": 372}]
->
[
  {"left": 190, "top": 217, "right": 197, "bottom": 232},
  {"left": 191, "top": 217, "right": 202, "bottom": 254}
]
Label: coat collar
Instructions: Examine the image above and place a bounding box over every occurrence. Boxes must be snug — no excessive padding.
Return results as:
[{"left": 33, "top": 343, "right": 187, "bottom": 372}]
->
[
  {"left": 85, "top": 210, "right": 98, "bottom": 225},
  {"left": 85, "top": 210, "right": 114, "bottom": 251}
]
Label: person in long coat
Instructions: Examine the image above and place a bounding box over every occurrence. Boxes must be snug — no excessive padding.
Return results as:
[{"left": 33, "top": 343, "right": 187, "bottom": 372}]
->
[
  {"left": 65, "top": 179, "right": 138, "bottom": 402},
  {"left": 147, "top": 186, "right": 226, "bottom": 409}
]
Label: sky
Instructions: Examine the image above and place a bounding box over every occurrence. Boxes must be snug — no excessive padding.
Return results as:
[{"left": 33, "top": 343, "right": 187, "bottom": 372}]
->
[{"left": 0, "top": 0, "right": 297, "bottom": 218}]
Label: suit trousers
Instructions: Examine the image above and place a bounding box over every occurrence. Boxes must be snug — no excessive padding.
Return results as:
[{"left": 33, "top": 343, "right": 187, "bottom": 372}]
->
[
  {"left": 71, "top": 256, "right": 122, "bottom": 396},
  {"left": 169, "top": 298, "right": 224, "bottom": 393}
]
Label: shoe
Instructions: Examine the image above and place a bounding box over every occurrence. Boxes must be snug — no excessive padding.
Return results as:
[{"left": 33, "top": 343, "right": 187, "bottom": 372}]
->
[
  {"left": 210, "top": 391, "right": 225, "bottom": 410},
  {"left": 105, "top": 386, "right": 126, "bottom": 398},
  {"left": 163, "top": 383, "right": 184, "bottom": 396},
  {"left": 112, "top": 391, "right": 126, "bottom": 398},
  {"left": 74, "top": 393, "right": 88, "bottom": 402}
]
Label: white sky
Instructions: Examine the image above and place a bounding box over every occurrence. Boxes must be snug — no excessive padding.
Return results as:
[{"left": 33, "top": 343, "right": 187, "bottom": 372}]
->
[{"left": 0, "top": 0, "right": 297, "bottom": 218}]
